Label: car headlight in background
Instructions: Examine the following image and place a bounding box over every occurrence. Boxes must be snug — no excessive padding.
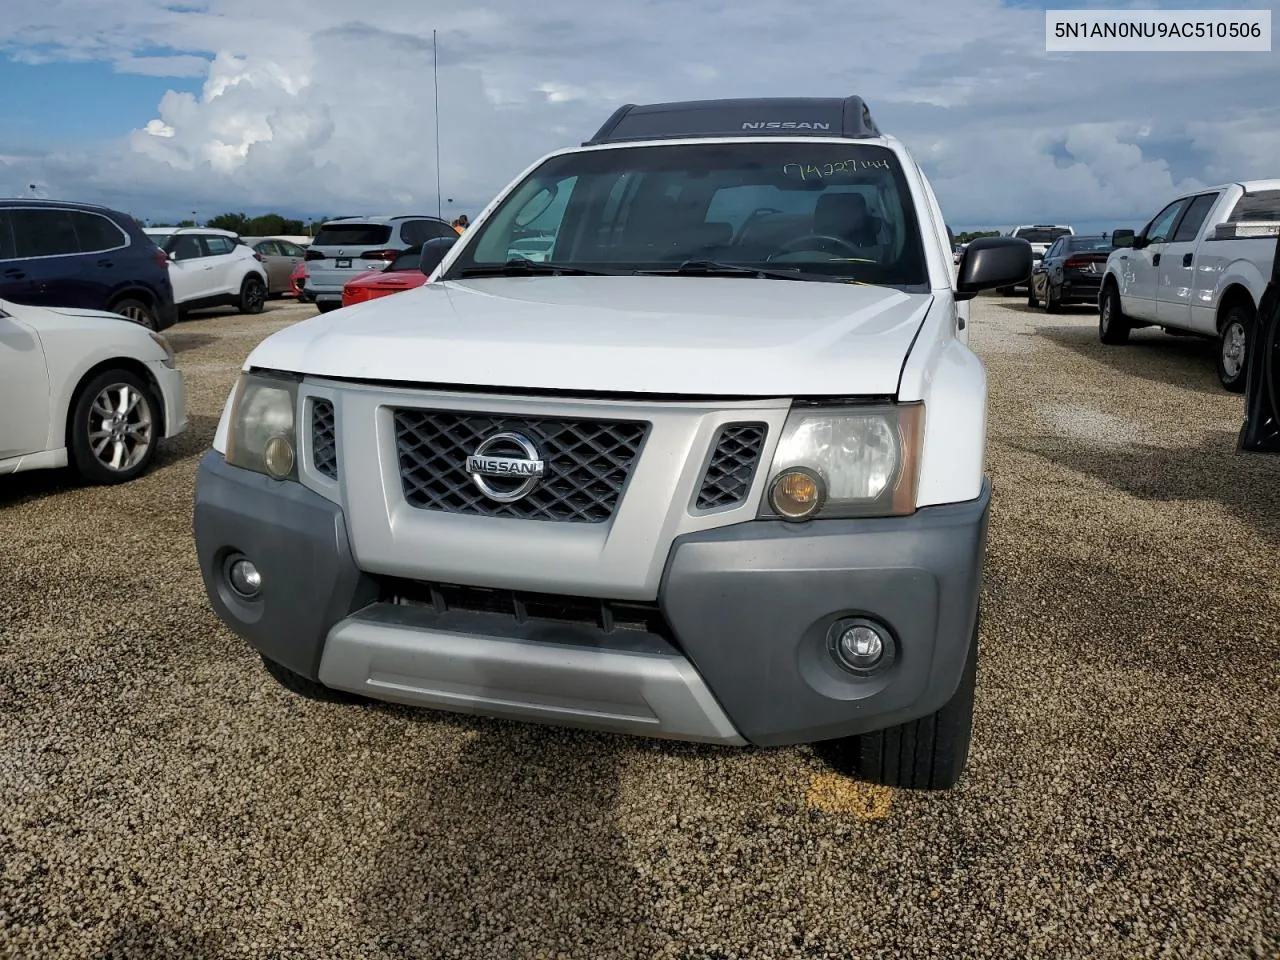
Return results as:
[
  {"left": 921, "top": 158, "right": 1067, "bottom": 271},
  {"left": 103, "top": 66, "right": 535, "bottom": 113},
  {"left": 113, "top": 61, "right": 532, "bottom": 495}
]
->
[
  {"left": 759, "top": 402, "right": 925, "bottom": 521},
  {"left": 148, "top": 332, "right": 176, "bottom": 368},
  {"left": 224, "top": 370, "right": 300, "bottom": 481}
]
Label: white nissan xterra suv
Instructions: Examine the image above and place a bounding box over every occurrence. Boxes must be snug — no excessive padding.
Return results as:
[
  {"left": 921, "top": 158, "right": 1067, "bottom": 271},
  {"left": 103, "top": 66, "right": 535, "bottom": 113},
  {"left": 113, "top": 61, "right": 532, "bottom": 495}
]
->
[{"left": 194, "top": 96, "right": 1031, "bottom": 790}]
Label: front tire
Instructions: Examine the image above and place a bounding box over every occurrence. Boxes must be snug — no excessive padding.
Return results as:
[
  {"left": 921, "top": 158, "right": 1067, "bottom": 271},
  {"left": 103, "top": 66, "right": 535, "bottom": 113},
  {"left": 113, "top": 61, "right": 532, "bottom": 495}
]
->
[
  {"left": 1217, "top": 305, "right": 1252, "bottom": 393},
  {"left": 68, "top": 369, "right": 160, "bottom": 484},
  {"left": 819, "top": 609, "right": 979, "bottom": 791},
  {"left": 260, "top": 654, "right": 368, "bottom": 704},
  {"left": 239, "top": 275, "right": 267, "bottom": 314},
  {"left": 1099, "top": 284, "right": 1131, "bottom": 344},
  {"left": 109, "top": 296, "right": 158, "bottom": 330}
]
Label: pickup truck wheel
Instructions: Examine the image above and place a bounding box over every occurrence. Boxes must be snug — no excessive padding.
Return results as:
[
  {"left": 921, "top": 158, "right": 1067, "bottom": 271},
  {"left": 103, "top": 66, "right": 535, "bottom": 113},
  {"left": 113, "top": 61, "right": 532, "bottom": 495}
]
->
[
  {"left": 1099, "top": 285, "right": 1131, "bottom": 344},
  {"left": 238, "top": 275, "right": 267, "bottom": 315},
  {"left": 1217, "top": 306, "right": 1252, "bottom": 393},
  {"left": 259, "top": 654, "right": 369, "bottom": 705},
  {"left": 819, "top": 609, "right": 979, "bottom": 791}
]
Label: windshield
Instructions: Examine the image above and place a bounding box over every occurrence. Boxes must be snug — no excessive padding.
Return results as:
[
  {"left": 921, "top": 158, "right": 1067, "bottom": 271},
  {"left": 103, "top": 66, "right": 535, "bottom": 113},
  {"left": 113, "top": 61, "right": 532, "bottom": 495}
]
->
[
  {"left": 441, "top": 142, "right": 930, "bottom": 289},
  {"left": 389, "top": 247, "right": 423, "bottom": 271},
  {"left": 1014, "top": 227, "right": 1071, "bottom": 243}
]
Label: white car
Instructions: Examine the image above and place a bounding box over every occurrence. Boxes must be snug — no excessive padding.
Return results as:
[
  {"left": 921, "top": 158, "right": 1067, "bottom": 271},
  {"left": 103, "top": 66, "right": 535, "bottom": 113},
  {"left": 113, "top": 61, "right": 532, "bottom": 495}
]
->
[
  {"left": 1100, "top": 180, "right": 1280, "bottom": 392},
  {"left": 193, "top": 95, "right": 1031, "bottom": 791},
  {"left": 143, "top": 227, "right": 269, "bottom": 317},
  {"left": 0, "top": 298, "right": 187, "bottom": 483}
]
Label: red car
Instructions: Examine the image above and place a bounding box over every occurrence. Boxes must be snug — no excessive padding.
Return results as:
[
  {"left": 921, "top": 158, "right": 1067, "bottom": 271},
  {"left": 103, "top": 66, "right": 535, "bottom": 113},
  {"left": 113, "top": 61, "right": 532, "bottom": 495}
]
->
[
  {"left": 289, "top": 261, "right": 306, "bottom": 298},
  {"left": 341, "top": 246, "right": 427, "bottom": 308}
]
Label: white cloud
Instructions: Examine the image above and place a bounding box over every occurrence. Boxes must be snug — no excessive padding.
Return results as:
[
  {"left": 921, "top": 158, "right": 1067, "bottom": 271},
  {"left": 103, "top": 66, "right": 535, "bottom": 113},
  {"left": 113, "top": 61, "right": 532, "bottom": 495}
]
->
[{"left": 0, "top": 0, "right": 1276, "bottom": 228}]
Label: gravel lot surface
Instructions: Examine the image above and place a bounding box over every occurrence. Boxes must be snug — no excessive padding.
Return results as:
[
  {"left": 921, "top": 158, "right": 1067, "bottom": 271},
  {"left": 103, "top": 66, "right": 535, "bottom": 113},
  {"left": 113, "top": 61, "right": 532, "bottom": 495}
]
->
[{"left": 1, "top": 295, "right": 1278, "bottom": 959}]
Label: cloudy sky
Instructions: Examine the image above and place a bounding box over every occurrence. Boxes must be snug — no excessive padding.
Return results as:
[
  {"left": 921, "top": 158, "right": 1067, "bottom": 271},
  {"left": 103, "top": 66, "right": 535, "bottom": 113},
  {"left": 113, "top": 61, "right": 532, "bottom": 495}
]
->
[{"left": 0, "top": 0, "right": 1276, "bottom": 234}]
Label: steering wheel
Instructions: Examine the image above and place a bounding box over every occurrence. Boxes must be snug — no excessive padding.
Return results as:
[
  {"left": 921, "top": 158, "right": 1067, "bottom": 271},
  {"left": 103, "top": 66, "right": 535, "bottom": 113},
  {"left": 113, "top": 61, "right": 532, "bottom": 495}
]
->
[{"left": 766, "top": 233, "right": 866, "bottom": 262}]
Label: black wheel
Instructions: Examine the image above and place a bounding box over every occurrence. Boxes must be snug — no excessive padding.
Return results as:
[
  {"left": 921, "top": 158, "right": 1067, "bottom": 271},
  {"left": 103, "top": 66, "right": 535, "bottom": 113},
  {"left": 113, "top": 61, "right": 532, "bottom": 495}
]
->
[
  {"left": 109, "top": 296, "right": 158, "bottom": 330},
  {"left": 817, "top": 609, "right": 979, "bottom": 791},
  {"left": 1099, "top": 284, "right": 1131, "bottom": 344},
  {"left": 1217, "top": 305, "right": 1252, "bottom": 393},
  {"left": 239, "top": 275, "right": 267, "bottom": 314},
  {"left": 1044, "top": 283, "right": 1061, "bottom": 314},
  {"left": 316, "top": 301, "right": 340, "bottom": 314},
  {"left": 259, "top": 654, "right": 369, "bottom": 704},
  {"left": 68, "top": 369, "right": 160, "bottom": 484},
  {"left": 1027, "top": 279, "right": 1039, "bottom": 308}
]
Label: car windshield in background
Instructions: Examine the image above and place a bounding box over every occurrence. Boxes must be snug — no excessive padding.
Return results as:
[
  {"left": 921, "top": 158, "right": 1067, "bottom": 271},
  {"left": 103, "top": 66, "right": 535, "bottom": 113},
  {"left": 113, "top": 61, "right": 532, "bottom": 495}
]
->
[
  {"left": 441, "top": 142, "right": 930, "bottom": 290},
  {"left": 313, "top": 224, "right": 392, "bottom": 246},
  {"left": 1066, "top": 236, "right": 1114, "bottom": 252},
  {"left": 1015, "top": 227, "right": 1072, "bottom": 243},
  {"left": 390, "top": 248, "right": 422, "bottom": 271}
]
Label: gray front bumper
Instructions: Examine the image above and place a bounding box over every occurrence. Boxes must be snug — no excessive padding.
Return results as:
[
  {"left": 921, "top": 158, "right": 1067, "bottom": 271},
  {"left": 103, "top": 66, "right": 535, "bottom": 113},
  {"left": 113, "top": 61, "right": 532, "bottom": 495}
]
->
[{"left": 194, "top": 451, "right": 989, "bottom": 747}]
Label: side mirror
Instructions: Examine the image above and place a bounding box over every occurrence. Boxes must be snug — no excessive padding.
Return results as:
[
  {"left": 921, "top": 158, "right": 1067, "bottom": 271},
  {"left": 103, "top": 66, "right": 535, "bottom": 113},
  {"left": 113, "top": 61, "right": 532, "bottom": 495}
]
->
[
  {"left": 419, "top": 235, "right": 458, "bottom": 275},
  {"left": 1111, "top": 229, "right": 1135, "bottom": 248},
  {"left": 166, "top": 249, "right": 177, "bottom": 261},
  {"left": 955, "top": 237, "right": 1033, "bottom": 300}
]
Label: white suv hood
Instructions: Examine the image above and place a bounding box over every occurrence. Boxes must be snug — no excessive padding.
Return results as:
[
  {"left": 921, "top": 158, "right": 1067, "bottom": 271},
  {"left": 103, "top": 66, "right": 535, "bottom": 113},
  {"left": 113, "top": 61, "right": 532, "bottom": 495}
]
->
[{"left": 248, "top": 276, "right": 934, "bottom": 397}]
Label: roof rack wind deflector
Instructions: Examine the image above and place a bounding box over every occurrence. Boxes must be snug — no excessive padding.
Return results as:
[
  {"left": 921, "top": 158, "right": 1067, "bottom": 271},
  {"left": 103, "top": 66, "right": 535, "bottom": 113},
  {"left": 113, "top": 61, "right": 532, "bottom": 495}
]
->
[{"left": 582, "top": 96, "right": 881, "bottom": 146}]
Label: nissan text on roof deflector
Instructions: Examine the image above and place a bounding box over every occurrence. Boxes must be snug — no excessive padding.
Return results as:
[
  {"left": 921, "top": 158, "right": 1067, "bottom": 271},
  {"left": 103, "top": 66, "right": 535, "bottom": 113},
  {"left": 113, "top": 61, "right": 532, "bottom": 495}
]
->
[{"left": 194, "top": 95, "right": 1032, "bottom": 790}]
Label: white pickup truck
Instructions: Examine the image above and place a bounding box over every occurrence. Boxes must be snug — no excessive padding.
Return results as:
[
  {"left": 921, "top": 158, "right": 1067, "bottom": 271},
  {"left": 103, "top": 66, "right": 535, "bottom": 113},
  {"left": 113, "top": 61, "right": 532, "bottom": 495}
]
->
[
  {"left": 193, "top": 95, "right": 1031, "bottom": 790},
  {"left": 1099, "top": 180, "right": 1280, "bottom": 392}
]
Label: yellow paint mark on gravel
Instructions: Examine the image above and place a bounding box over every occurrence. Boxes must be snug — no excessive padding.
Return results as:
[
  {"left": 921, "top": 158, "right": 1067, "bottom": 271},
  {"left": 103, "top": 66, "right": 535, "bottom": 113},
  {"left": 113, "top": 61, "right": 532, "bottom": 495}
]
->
[{"left": 806, "top": 773, "right": 894, "bottom": 819}]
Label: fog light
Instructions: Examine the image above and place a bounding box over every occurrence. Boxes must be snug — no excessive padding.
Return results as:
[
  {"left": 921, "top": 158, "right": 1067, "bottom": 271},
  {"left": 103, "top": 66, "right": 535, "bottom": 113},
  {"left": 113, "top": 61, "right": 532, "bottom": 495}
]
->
[
  {"left": 769, "top": 468, "right": 825, "bottom": 520},
  {"left": 838, "top": 624, "right": 883, "bottom": 668},
  {"left": 263, "top": 435, "right": 295, "bottom": 479},
  {"left": 229, "top": 558, "right": 262, "bottom": 598}
]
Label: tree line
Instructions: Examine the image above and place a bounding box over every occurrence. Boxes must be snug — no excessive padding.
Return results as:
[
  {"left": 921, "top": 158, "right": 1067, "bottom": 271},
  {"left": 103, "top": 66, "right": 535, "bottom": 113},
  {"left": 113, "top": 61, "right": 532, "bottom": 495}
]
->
[{"left": 146, "top": 212, "right": 328, "bottom": 235}]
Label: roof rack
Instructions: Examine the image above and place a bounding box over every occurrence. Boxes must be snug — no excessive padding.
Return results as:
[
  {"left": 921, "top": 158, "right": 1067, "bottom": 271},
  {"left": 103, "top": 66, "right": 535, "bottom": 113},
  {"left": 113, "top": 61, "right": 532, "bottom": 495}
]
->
[{"left": 582, "top": 96, "right": 881, "bottom": 146}]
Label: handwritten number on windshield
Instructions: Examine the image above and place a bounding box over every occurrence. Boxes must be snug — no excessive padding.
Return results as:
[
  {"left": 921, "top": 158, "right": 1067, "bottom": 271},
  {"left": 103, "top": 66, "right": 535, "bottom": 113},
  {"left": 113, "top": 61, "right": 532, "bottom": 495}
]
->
[{"left": 782, "top": 159, "right": 890, "bottom": 180}]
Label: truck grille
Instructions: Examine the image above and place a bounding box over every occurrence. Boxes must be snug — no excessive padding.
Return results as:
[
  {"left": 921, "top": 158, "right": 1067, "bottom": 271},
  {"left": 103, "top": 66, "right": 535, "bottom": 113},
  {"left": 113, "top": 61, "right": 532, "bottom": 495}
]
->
[
  {"left": 695, "top": 422, "right": 767, "bottom": 510},
  {"left": 392, "top": 409, "right": 650, "bottom": 523},
  {"left": 311, "top": 399, "right": 338, "bottom": 479},
  {"left": 383, "top": 577, "right": 671, "bottom": 638}
]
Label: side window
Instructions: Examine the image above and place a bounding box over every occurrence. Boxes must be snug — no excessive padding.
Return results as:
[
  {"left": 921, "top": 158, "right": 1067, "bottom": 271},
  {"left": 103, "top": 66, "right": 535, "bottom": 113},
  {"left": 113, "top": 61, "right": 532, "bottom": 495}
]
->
[
  {"left": 1171, "top": 193, "right": 1219, "bottom": 242},
  {"left": 68, "top": 212, "right": 126, "bottom": 254},
  {"left": 10, "top": 209, "right": 81, "bottom": 258},
  {"left": 471, "top": 175, "right": 577, "bottom": 264},
  {"left": 1043, "top": 239, "right": 1060, "bottom": 260},
  {"left": 1144, "top": 200, "right": 1188, "bottom": 244},
  {"left": 170, "top": 235, "right": 202, "bottom": 261},
  {"left": 256, "top": 240, "right": 282, "bottom": 257},
  {"left": 0, "top": 212, "right": 14, "bottom": 260},
  {"left": 278, "top": 241, "right": 305, "bottom": 257},
  {"left": 202, "top": 236, "right": 235, "bottom": 256}
]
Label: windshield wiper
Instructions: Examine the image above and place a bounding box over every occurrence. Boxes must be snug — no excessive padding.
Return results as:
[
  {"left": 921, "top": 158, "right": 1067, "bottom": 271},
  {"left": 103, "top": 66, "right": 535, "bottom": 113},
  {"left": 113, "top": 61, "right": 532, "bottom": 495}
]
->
[
  {"left": 637, "top": 259, "right": 848, "bottom": 283},
  {"left": 454, "top": 258, "right": 618, "bottom": 278}
]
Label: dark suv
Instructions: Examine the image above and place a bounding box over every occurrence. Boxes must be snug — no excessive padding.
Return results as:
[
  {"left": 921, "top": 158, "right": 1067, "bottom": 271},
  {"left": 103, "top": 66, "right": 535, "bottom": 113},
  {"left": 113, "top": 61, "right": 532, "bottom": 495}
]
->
[{"left": 0, "top": 200, "right": 178, "bottom": 330}]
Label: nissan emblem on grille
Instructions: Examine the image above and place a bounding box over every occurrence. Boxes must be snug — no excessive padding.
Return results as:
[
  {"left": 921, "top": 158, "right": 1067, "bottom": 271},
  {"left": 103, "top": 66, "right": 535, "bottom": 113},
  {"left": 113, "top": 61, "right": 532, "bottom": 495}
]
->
[{"left": 465, "top": 431, "right": 546, "bottom": 502}]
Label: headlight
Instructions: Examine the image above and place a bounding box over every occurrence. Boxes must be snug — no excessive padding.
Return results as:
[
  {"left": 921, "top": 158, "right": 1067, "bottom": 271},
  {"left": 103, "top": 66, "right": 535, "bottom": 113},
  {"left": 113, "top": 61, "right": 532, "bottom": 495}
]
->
[
  {"left": 149, "top": 332, "right": 176, "bottom": 368},
  {"left": 224, "top": 370, "right": 300, "bottom": 481},
  {"left": 759, "top": 402, "right": 925, "bottom": 521}
]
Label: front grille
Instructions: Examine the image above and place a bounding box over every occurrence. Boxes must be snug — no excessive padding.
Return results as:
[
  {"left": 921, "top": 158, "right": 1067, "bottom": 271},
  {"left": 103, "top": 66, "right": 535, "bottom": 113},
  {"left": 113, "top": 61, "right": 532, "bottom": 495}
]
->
[
  {"left": 311, "top": 399, "right": 337, "bottom": 479},
  {"left": 393, "top": 409, "right": 649, "bottom": 523},
  {"left": 384, "top": 578, "right": 671, "bottom": 637},
  {"left": 695, "top": 422, "right": 767, "bottom": 510}
]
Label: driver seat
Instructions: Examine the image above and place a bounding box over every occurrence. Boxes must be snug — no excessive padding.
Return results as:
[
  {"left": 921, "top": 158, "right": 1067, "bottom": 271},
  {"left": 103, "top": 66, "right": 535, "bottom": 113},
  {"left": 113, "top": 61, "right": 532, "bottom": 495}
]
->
[{"left": 813, "top": 193, "right": 880, "bottom": 248}]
